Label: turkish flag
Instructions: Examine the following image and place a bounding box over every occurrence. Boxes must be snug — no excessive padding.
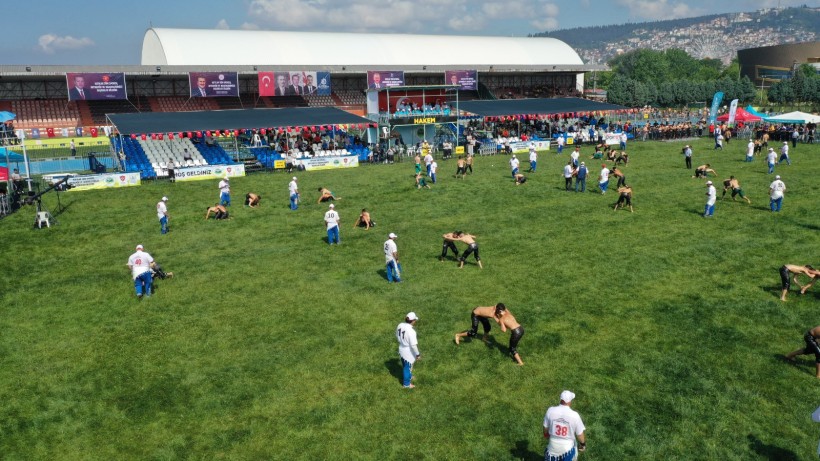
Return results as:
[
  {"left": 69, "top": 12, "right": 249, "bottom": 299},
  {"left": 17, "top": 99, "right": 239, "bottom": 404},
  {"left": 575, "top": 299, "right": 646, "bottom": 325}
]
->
[
  {"left": 46, "top": 127, "right": 55, "bottom": 138},
  {"left": 258, "top": 72, "right": 275, "bottom": 97},
  {"left": 90, "top": 127, "right": 98, "bottom": 138}
]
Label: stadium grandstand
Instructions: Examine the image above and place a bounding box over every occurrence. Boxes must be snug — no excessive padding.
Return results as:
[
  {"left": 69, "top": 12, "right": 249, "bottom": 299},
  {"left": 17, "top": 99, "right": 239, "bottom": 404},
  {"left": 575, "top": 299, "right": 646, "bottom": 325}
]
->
[{"left": 1, "top": 27, "right": 617, "bottom": 215}]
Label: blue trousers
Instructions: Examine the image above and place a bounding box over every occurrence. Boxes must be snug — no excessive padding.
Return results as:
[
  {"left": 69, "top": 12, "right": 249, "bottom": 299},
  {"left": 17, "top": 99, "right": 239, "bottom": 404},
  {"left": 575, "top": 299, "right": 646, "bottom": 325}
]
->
[
  {"left": 431, "top": 172, "right": 436, "bottom": 183},
  {"left": 703, "top": 204, "right": 715, "bottom": 217},
  {"left": 768, "top": 162, "right": 775, "bottom": 174},
  {"left": 426, "top": 164, "right": 431, "bottom": 177},
  {"left": 401, "top": 357, "right": 413, "bottom": 387},
  {"left": 530, "top": 161, "right": 536, "bottom": 172},
  {"left": 600, "top": 180, "right": 609, "bottom": 193},
  {"left": 386, "top": 260, "right": 401, "bottom": 282},
  {"left": 220, "top": 192, "right": 231, "bottom": 206},
  {"left": 575, "top": 177, "right": 586, "bottom": 192},
  {"left": 745, "top": 156, "right": 753, "bottom": 162},
  {"left": 134, "top": 271, "right": 152, "bottom": 297},
  {"left": 327, "top": 225, "right": 339, "bottom": 244},
  {"left": 511, "top": 167, "right": 519, "bottom": 178},
  {"left": 770, "top": 197, "right": 782, "bottom": 212},
  {"left": 620, "top": 141, "right": 626, "bottom": 150},
  {"left": 159, "top": 216, "right": 168, "bottom": 234},
  {"left": 557, "top": 145, "right": 563, "bottom": 154},
  {"left": 779, "top": 154, "right": 790, "bottom": 165},
  {"left": 290, "top": 193, "right": 298, "bottom": 210}
]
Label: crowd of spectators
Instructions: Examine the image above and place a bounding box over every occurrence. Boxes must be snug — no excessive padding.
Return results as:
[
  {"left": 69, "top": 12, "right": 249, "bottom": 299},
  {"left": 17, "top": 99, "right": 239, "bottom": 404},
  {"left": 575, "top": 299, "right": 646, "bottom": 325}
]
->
[{"left": 392, "top": 101, "right": 453, "bottom": 118}]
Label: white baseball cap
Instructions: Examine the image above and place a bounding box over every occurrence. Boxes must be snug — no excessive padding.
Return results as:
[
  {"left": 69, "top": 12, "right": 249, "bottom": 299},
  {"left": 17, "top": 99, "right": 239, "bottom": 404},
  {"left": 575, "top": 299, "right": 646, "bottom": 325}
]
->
[
  {"left": 406, "top": 312, "right": 419, "bottom": 321},
  {"left": 136, "top": 244, "right": 144, "bottom": 250},
  {"left": 775, "top": 175, "right": 781, "bottom": 179},
  {"left": 560, "top": 390, "right": 575, "bottom": 403},
  {"left": 292, "top": 176, "right": 297, "bottom": 180},
  {"left": 161, "top": 196, "right": 168, "bottom": 201},
  {"left": 328, "top": 203, "right": 334, "bottom": 208},
  {"left": 706, "top": 181, "right": 713, "bottom": 185},
  {"left": 224, "top": 177, "right": 229, "bottom": 181},
  {"left": 783, "top": 141, "right": 788, "bottom": 144},
  {"left": 388, "top": 232, "right": 397, "bottom": 239}
]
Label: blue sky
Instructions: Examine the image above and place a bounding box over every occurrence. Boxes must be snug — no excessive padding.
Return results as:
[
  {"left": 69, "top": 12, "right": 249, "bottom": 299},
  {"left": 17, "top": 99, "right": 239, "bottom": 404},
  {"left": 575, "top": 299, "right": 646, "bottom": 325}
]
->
[{"left": 1, "top": 0, "right": 809, "bottom": 65}]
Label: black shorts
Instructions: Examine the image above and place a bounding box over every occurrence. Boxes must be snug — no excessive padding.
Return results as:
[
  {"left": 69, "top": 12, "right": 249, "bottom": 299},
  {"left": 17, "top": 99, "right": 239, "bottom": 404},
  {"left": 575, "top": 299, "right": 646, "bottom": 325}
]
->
[
  {"left": 456, "top": 166, "right": 466, "bottom": 174},
  {"left": 468, "top": 312, "right": 491, "bottom": 337},
  {"left": 617, "top": 193, "right": 631, "bottom": 206},
  {"left": 509, "top": 326, "right": 524, "bottom": 355},
  {"left": 780, "top": 266, "right": 790, "bottom": 290},
  {"left": 804, "top": 332, "right": 820, "bottom": 363},
  {"left": 319, "top": 196, "right": 334, "bottom": 202}
]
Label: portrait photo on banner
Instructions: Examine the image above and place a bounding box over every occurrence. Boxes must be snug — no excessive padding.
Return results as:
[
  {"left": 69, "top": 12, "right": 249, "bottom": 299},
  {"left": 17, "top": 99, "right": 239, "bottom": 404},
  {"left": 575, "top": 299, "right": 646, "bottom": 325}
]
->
[
  {"left": 259, "top": 71, "right": 330, "bottom": 96},
  {"left": 66, "top": 72, "right": 127, "bottom": 101},
  {"left": 367, "top": 70, "right": 405, "bottom": 89},
  {"left": 189, "top": 72, "right": 239, "bottom": 98},
  {"left": 444, "top": 70, "right": 478, "bottom": 91}
]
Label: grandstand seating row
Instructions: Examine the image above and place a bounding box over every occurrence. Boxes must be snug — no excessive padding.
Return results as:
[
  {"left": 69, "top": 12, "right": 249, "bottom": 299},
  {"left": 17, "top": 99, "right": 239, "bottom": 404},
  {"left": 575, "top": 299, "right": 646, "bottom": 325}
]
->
[
  {"left": 119, "top": 136, "right": 236, "bottom": 179},
  {"left": 10, "top": 100, "right": 81, "bottom": 128}
]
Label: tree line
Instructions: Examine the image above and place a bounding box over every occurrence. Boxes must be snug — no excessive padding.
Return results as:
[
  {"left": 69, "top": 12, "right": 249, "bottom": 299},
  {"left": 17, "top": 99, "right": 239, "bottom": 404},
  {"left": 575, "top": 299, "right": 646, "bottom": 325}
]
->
[
  {"left": 599, "top": 48, "right": 756, "bottom": 107},
  {"left": 767, "top": 64, "right": 820, "bottom": 106}
]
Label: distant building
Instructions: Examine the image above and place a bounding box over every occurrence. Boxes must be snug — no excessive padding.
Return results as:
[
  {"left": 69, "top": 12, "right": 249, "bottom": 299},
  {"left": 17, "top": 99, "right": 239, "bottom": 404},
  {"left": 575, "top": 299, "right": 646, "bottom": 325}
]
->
[{"left": 737, "top": 41, "right": 820, "bottom": 88}]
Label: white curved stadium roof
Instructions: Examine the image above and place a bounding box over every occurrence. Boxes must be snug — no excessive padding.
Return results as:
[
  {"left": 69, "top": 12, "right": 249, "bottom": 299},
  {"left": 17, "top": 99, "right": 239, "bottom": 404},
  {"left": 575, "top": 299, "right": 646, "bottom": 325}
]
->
[{"left": 142, "top": 28, "right": 583, "bottom": 68}]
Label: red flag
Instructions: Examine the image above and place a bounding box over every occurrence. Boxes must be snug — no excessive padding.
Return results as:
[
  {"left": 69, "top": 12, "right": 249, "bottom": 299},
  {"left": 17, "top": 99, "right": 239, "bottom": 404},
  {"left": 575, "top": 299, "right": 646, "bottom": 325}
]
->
[
  {"left": 258, "top": 72, "right": 275, "bottom": 97},
  {"left": 46, "top": 127, "right": 55, "bottom": 138},
  {"left": 90, "top": 127, "right": 98, "bottom": 138}
]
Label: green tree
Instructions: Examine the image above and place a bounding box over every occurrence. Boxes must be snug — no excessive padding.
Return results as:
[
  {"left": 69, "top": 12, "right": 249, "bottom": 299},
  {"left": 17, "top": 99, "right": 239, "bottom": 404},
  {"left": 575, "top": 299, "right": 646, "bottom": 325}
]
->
[
  {"left": 608, "top": 49, "right": 670, "bottom": 87},
  {"left": 719, "top": 58, "right": 740, "bottom": 80},
  {"left": 665, "top": 49, "right": 701, "bottom": 80},
  {"left": 696, "top": 59, "right": 723, "bottom": 81}
]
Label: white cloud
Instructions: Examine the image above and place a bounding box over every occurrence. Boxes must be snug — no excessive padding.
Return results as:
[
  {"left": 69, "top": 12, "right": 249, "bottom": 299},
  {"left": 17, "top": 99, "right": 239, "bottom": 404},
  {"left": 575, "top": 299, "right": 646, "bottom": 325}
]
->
[
  {"left": 215, "top": 19, "right": 230, "bottom": 30},
  {"left": 615, "top": 0, "right": 701, "bottom": 21},
  {"left": 247, "top": 0, "right": 560, "bottom": 33},
  {"left": 240, "top": 22, "right": 260, "bottom": 30},
  {"left": 37, "top": 34, "right": 94, "bottom": 54}
]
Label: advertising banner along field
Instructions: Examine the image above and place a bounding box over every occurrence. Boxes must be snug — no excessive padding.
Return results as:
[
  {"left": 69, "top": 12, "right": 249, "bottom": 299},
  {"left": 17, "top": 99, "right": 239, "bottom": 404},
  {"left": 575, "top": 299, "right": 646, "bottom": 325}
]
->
[
  {"left": 295, "top": 155, "right": 359, "bottom": 171},
  {"left": 67, "top": 172, "right": 140, "bottom": 191},
  {"left": 189, "top": 72, "right": 239, "bottom": 98},
  {"left": 66, "top": 73, "right": 127, "bottom": 101},
  {"left": 173, "top": 164, "right": 246, "bottom": 182}
]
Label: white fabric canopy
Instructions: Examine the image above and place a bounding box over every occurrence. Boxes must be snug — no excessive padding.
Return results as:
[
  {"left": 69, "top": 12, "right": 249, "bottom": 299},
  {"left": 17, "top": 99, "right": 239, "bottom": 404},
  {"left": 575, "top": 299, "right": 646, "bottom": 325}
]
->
[
  {"left": 765, "top": 111, "right": 820, "bottom": 124},
  {"left": 142, "top": 28, "right": 584, "bottom": 67}
]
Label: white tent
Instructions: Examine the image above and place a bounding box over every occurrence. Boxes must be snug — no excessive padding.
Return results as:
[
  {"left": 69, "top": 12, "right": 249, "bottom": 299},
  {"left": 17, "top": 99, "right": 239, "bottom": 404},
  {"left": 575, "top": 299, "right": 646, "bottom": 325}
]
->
[{"left": 764, "top": 111, "right": 820, "bottom": 124}]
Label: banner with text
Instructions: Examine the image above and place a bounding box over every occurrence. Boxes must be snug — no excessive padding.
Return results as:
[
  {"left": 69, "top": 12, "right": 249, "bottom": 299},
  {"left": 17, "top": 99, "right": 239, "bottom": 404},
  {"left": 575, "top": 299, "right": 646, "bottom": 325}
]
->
[
  {"left": 66, "top": 73, "right": 127, "bottom": 101},
  {"left": 708, "top": 91, "right": 724, "bottom": 124},
  {"left": 444, "top": 70, "right": 478, "bottom": 91},
  {"left": 367, "top": 71, "right": 404, "bottom": 89},
  {"left": 258, "top": 71, "right": 330, "bottom": 96},
  {"left": 506, "top": 140, "right": 551, "bottom": 154},
  {"left": 189, "top": 72, "right": 239, "bottom": 98},
  {"left": 727, "top": 99, "right": 739, "bottom": 127},
  {"left": 67, "top": 172, "right": 140, "bottom": 191},
  {"left": 173, "top": 164, "right": 245, "bottom": 182},
  {"left": 295, "top": 155, "right": 359, "bottom": 171}
]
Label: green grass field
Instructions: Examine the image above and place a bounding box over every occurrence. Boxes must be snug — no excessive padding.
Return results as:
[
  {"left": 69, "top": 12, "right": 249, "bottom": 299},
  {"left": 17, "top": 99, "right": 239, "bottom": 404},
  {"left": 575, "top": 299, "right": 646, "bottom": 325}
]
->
[{"left": 1, "top": 137, "right": 819, "bottom": 460}]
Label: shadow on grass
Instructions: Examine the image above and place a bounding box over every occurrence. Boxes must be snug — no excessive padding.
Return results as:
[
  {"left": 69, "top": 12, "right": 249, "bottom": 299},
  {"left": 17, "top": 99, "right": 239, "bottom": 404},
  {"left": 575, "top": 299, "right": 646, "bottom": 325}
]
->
[
  {"left": 510, "top": 440, "right": 542, "bottom": 461},
  {"left": 384, "top": 359, "right": 403, "bottom": 386},
  {"left": 747, "top": 434, "right": 798, "bottom": 461},
  {"left": 779, "top": 354, "right": 819, "bottom": 378}
]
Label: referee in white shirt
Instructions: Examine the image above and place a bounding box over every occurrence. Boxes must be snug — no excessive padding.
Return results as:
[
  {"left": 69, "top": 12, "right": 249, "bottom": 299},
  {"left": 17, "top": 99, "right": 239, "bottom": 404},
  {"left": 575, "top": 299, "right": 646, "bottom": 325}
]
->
[
  {"left": 396, "top": 312, "right": 420, "bottom": 388},
  {"left": 543, "top": 390, "right": 586, "bottom": 461}
]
